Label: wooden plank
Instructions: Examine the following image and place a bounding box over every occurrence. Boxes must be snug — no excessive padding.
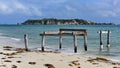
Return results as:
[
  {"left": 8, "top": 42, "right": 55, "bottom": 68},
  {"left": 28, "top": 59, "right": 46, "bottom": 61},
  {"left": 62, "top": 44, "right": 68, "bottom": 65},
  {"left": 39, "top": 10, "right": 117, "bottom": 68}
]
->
[
  {"left": 40, "top": 34, "right": 59, "bottom": 36},
  {"left": 40, "top": 33, "right": 85, "bottom": 36},
  {"left": 44, "top": 31, "right": 59, "bottom": 34}
]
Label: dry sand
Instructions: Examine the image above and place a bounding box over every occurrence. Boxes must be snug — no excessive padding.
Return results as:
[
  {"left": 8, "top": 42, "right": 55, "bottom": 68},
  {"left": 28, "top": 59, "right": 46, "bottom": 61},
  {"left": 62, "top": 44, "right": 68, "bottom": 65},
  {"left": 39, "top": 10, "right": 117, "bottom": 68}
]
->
[{"left": 0, "top": 46, "right": 120, "bottom": 68}]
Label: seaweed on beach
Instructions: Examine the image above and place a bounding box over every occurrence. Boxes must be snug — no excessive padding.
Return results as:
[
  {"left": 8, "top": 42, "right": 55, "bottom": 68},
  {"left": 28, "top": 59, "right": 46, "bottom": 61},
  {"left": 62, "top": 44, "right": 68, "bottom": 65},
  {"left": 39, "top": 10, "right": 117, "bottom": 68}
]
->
[
  {"left": 3, "top": 53, "right": 17, "bottom": 56},
  {"left": 28, "top": 62, "right": 36, "bottom": 65},
  {"left": 12, "top": 65, "right": 17, "bottom": 68},
  {"left": 16, "top": 48, "right": 26, "bottom": 53},
  {"left": 68, "top": 64, "right": 73, "bottom": 66},
  {"left": 3, "top": 46, "right": 13, "bottom": 48},
  {"left": 87, "top": 57, "right": 120, "bottom": 66},
  {"left": 7, "top": 56, "right": 15, "bottom": 58},
  {"left": 16, "top": 61, "right": 22, "bottom": 63},
  {"left": 71, "top": 60, "right": 80, "bottom": 66},
  {"left": 4, "top": 60, "right": 12, "bottom": 62},
  {"left": 1, "top": 57, "right": 6, "bottom": 59},
  {"left": 87, "top": 57, "right": 110, "bottom": 63},
  {"left": 44, "top": 64, "right": 55, "bottom": 68},
  {"left": 95, "top": 57, "right": 110, "bottom": 62},
  {"left": 113, "top": 66, "right": 120, "bottom": 68},
  {"left": 3, "top": 46, "right": 13, "bottom": 51},
  {"left": 0, "top": 65, "right": 6, "bottom": 67},
  {"left": 69, "top": 60, "right": 81, "bottom": 68}
]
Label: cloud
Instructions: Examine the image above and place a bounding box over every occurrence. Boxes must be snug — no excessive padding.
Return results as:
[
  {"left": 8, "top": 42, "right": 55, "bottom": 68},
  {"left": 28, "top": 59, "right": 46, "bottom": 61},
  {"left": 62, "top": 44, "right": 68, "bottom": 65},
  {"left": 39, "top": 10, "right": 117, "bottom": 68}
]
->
[
  {"left": 80, "top": 0, "right": 120, "bottom": 17},
  {"left": 65, "top": 5, "right": 77, "bottom": 12},
  {"left": 0, "top": 2, "right": 13, "bottom": 14},
  {"left": 0, "top": 0, "right": 42, "bottom": 16},
  {"left": 1, "top": 0, "right": 120, "bottom": 24},
  {"left": 0, "top": 0, "right": 69, "bottom": 16}
]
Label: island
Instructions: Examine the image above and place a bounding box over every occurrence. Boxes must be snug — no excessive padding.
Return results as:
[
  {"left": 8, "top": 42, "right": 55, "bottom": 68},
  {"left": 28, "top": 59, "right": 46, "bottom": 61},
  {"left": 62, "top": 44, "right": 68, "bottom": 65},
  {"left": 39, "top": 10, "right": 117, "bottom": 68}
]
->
[{"left": 21, "top": 18, "right": 115, "bottom": 25}]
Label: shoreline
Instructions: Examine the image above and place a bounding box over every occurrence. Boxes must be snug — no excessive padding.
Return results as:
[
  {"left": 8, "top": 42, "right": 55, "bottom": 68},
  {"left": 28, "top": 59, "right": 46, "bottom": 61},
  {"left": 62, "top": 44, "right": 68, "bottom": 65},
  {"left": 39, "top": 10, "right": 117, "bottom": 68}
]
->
[{"left": 0, "top": 46, "right": 120, "bottom": 68}]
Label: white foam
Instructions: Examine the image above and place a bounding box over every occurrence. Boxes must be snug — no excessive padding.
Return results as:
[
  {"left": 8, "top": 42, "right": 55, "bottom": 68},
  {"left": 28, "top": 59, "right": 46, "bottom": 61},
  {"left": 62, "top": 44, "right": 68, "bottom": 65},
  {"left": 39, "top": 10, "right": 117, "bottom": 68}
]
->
[
  {"left": 11, "top": 38, "right": 21, "bottom": 41},
  {"left": 0, "top": 35, "right": 22, "bottom": 47},
  {"left": 0, "top": 36, "right": 21, "bottom": 41}
]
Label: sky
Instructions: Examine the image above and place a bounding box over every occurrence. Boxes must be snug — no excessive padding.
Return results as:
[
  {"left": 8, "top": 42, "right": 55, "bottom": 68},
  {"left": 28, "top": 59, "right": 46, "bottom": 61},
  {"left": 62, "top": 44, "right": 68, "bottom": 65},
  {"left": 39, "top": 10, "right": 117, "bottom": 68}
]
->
[{"left": 0, "top": 0, "right": 120, "bottom": 24}]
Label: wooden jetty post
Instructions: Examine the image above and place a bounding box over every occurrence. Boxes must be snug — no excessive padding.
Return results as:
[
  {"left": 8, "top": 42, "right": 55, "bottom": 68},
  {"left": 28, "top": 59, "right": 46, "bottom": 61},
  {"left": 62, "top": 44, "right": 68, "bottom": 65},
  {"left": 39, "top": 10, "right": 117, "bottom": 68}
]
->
[
  {"left": 107, "top": 30, "right": 110, "bottom": 48},
  {"left": 59, "top": 31, "right": 62, "bottom": 49},
  {"left": 99, "top": 30, "right": 103, "bottom": 50},
  {"left": 41, "top": 32, "right": 45, "bottom": 51},
  {"left": 98, "top": 30, "right": 111, "bottom": 51},
  {"left": 24, "top": 34, "right": 28, "bottom": 51},
  {"left": 84, "top": 32, "right": 87, "bottom": 51},
  {"left": 73, "top": 33, "right": 77, "bottom": 53}
]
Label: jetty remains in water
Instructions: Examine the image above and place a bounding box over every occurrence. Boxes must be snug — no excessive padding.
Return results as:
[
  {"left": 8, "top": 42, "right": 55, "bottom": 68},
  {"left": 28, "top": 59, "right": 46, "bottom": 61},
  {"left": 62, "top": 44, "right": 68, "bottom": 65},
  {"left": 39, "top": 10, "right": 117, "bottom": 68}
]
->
[{"left": 40, "top": 28, "right": 87, "bottom": 53}]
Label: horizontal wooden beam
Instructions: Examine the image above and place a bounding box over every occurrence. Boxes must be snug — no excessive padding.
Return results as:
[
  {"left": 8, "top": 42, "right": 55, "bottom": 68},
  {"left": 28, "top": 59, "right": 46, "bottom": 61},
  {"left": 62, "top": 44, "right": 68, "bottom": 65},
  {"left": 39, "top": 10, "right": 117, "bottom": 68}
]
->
[
  {"left": 40, "top": 33, "right": 85, "bottom": 36},
  {"left": 60, "top": 29, "right": 87, "bottom": 32},
  {"left": 44, "top": 31, "right": 59, "bottom": 34}
]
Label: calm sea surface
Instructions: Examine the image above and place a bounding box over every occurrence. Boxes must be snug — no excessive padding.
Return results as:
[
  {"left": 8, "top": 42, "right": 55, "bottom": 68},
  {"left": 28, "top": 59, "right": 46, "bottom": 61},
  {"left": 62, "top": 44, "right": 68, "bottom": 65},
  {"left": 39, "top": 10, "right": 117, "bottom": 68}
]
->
[{"left": 0, "top": 25, "right": 120, "bottom": 61}]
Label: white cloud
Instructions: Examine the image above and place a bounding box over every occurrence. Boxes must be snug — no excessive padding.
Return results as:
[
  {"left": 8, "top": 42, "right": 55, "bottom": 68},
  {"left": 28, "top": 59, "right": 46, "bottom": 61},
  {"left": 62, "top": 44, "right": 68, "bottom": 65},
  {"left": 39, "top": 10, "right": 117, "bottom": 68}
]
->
[
  {"left": 79, "top": 0, "right": 120, "bottom": 17},
  {"left": 0, "top": 0, "right": 42, "bottom": 16},
  {"left": 0, "top": 2, "right": 13, "bottom": 14},
  {"left": 1, "top": 0, "right": 120, "bottom": 18},
  {"left": 97, "top": 10, "right": 117, "bottom": 17},
  {"left": 65, "top": 5, "right": 77, "bottom": 12}
]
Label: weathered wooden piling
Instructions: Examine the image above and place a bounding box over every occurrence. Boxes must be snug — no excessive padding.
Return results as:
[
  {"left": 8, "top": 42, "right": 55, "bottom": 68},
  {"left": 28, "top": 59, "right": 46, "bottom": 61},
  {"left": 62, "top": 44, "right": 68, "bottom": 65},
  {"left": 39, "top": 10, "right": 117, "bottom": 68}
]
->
[
  {"left": 98, "top": 30, "right": 111, "bottom": 51},
  {"left": 84, "top": 33, "right": 87, "bottom": 51},
  {"left": 41, "top": 32, "right": 45, "bottom": 51},
  {"left": 99, "top": 30, "right": 103, "bottom": 50},
  {"left": 107, "top": 30, "right": 110, "bottom": 48},
  {"left": 59, "top": 31, "right": 62, "bottom": 49},
  {"left": 73, "top": 33, "right": 77, "bottom": 53},
  {"left": 24, "top": 34, "right": 28, "bottom": 51}
]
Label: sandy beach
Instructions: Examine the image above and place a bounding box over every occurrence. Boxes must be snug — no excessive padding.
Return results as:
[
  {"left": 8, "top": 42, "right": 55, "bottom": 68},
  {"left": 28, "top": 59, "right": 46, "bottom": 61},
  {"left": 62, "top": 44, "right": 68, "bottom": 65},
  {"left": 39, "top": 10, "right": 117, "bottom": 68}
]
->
[{"left": 0, "top": 46, "right": 119, "bottom": 68}]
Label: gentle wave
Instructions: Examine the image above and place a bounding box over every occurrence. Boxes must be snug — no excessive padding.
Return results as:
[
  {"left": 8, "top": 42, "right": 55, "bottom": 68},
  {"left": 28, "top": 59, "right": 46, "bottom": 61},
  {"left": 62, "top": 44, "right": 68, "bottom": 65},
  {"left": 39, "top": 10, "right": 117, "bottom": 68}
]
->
[
  {"left": 0, "top": 36, "right": 21, "bottom": 41},
  {"left": 11, "top": 38, "right": 21, "bottom": 41}
]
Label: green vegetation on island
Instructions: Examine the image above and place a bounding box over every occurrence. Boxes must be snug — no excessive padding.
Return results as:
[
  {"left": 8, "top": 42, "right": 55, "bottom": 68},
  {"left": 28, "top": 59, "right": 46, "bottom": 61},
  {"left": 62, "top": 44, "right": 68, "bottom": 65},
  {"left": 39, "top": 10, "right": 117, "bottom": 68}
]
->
[{"left": 21, "top": 18, "right": 115, "bottom": 25}]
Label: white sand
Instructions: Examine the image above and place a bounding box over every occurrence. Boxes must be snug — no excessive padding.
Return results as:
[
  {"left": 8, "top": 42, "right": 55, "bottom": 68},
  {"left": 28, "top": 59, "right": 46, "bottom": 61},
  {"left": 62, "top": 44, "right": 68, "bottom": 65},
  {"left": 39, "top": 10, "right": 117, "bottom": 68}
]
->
[{"left": 0, "top": 46, "right": 120, "bottom": 68}]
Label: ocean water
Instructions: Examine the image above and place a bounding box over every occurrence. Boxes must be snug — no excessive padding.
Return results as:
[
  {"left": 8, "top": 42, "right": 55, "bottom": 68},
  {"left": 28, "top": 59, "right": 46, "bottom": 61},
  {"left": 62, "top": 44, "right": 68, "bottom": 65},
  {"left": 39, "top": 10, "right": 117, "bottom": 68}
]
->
[{"left": 0, "top": 25, "right": 120, "bottom": 61}]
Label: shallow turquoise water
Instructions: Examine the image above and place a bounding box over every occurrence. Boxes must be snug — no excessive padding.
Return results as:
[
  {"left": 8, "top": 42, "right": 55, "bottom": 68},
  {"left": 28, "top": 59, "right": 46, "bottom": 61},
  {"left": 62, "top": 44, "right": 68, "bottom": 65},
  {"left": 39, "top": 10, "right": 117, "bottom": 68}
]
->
[{"left": 0, "top": 25, "right": 120, "bottom": 61}]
